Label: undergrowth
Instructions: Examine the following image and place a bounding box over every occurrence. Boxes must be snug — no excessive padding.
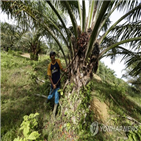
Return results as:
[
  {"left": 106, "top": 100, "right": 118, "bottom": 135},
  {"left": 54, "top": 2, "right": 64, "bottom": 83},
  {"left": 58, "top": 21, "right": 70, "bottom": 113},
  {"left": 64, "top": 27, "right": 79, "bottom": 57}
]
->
[{"left": 1, "top": 51, "right": 141, "bottom": 141}]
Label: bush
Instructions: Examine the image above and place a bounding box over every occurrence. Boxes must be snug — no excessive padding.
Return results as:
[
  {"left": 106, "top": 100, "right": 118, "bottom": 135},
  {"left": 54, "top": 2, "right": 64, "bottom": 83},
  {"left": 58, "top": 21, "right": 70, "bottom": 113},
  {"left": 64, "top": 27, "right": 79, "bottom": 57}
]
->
[{"left": 14, "top": 113, "right": 43, "bottom": 141}]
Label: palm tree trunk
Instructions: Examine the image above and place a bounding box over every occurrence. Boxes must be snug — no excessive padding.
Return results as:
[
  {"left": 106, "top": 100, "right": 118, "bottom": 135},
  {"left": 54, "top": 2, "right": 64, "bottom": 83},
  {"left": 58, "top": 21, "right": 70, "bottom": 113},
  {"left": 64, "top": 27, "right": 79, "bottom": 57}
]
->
[
  {"left": 60, "top": 32, "right": 99, "bottom": 126},
  {"left": 30, "top": 44, "right": 41, "bottom": 61}
]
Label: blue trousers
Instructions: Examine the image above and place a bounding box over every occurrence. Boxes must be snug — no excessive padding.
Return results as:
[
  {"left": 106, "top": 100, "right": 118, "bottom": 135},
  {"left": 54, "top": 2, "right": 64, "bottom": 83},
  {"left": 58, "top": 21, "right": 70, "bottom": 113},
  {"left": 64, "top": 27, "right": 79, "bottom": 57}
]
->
[{"left": 47, "top": 87, "right": 60, "bottom": 104}]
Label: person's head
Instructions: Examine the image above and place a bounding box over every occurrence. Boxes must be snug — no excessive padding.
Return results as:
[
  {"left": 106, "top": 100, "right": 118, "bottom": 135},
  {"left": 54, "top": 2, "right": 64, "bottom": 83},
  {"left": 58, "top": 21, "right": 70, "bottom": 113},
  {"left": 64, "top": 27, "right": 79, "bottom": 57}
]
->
[{"left": 50, "top": 51, "right": 56, "bottom": 62}]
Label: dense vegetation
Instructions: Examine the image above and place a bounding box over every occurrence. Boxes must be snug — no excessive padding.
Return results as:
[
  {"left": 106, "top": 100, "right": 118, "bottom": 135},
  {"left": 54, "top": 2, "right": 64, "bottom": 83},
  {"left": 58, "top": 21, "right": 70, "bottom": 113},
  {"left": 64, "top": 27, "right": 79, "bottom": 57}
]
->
[{"left": 1, "top": 51, "right": 141, "bottom": 141}]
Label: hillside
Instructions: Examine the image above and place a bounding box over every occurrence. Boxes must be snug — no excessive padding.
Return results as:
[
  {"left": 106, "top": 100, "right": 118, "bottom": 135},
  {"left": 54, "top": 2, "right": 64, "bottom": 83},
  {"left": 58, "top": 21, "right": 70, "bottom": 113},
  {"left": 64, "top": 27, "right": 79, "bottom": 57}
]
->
[{"left": 1, "top": 51, "right": 141, "bottom": 141}]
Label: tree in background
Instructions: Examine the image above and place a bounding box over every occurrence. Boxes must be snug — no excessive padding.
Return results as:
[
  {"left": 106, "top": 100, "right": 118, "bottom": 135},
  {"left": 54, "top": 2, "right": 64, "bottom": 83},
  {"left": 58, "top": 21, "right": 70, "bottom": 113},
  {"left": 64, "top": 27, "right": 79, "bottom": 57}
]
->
[
  {"left": 1, "top": 22, "right": 22, "bottom": 52},
  {"left": 19, "top": 28, "right": 46, "bottom": 61},
  {"left": 1, "top": 22, "right": 47, "bottom": 60},
  {"left": 123, "top": 51, "right": 141, "bottom": 92}
]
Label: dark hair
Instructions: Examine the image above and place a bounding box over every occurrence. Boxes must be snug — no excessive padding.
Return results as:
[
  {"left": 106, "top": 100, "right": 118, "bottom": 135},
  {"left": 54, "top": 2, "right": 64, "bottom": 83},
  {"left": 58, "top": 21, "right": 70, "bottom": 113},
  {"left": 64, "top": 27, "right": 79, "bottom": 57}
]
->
[{"left": 50, "top": 51, "right": 56, "bottom": 57}]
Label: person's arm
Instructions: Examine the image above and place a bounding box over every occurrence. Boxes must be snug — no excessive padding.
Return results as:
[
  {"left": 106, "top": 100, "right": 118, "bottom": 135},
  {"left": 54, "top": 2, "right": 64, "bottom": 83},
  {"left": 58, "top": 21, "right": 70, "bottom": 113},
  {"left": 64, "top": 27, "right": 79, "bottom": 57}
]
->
[
  {"left": 48, "top": 76, "right": 56, "bottom": 89},
  {"left": 57, "top": 59, "right": 67, "bottom": 73},
  {"left": 61, "top": 68, "right": 67, "bottom": 73}
]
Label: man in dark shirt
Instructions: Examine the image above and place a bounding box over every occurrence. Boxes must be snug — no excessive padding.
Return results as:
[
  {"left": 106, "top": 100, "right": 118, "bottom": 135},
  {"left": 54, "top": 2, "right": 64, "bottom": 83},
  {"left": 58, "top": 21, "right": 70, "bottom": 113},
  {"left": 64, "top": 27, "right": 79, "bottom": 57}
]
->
[{"left": 47, "top": 51, "right": 66, "bottom": 116}]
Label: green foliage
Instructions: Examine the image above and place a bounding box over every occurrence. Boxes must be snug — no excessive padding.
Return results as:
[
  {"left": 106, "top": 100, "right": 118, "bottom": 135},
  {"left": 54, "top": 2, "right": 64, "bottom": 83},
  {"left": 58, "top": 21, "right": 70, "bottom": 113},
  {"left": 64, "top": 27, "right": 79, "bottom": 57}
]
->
[
  {"left": 14, "top": 113, "right": 42, "bottom": 141},
  {"left": 127, "top": 125, "right": 141, "bottom": 141},
  {"left": 58, "top": 89, "right": 64, "bottom": 96},
  {"left": 1, "top": 53, "right": 19, "bottom": 69},
  {"left": 74, "top": 82, "right": 95, "bottom": 139},
  {"left": 1, "top": 22, "right": 22, "bottom": 52},
  {"left": 97, "top": 61, "right": 117, "bottom": 83},
  {"left": 1, "top": 51, "right": 31, "bottom": 70},
  {"left": 1, "top": 51, "right": 49, "bottom": 140},
  {"left": 37, "top": 80, "right": 51, "bottom": 96},
  {"left": 1, "top": 127, "right": 17, "bottom": 141}
]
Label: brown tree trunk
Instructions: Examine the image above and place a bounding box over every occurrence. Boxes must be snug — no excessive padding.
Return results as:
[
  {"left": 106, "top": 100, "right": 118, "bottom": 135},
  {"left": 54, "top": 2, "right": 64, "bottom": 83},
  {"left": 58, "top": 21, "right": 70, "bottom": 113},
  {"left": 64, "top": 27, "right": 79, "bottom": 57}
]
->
[
  {"left": 60, "top": 52, "right": 98, "bottom": 127},
  {"left": 30, "top": 44, "right": 41, "bottom": 61}
]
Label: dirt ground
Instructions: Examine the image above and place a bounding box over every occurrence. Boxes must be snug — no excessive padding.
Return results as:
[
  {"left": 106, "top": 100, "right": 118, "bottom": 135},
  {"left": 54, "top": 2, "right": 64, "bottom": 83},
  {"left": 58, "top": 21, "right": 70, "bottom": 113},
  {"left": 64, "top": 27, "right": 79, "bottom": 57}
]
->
[
  {"left": 21, "top": 53, "right": 30, "bottom": 58},
  {"left": 91, "top": 97, "right": 109, "bottom": 123}
]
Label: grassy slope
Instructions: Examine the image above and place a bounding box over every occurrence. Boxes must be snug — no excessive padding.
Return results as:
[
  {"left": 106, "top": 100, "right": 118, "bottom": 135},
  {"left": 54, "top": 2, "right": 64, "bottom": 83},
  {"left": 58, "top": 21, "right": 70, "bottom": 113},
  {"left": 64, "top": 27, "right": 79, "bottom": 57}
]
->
[
  {"left": 1, "top": 51, "right": 50, "bottom": 141},
  {"left": 1, "top": 51, "right": 141, "bottom": 141}
]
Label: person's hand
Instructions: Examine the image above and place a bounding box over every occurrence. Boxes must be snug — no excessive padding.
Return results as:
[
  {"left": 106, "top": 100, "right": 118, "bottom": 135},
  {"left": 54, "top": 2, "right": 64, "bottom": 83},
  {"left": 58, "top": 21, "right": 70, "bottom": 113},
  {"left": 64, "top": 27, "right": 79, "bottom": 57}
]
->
[
  {"left": 64, "top": 69, "right": 67, "bottom": 73},
  {"left": 53, "top": 84, "right": 56, "bottom": 89}
]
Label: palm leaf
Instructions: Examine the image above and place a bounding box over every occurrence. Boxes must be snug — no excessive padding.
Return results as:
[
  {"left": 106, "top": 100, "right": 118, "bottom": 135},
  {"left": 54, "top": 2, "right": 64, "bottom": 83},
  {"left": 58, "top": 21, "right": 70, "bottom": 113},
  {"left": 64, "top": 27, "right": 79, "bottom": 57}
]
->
[
  {"left": 82, "top": 0, "right": 86, "bottom": 32},
  {"left": 46, "top": 0, "right": 71, "bottom": 40},
  {"left": 85, "top": 1, "right": 111, "bottom": 59},
  {"left": 125, "top": 53, "right": 141, "bottom": 76},
  {"left": 116, "top": 0, "right": 139, "bottom": 13},
  {"left": 99, "top": 36, "right": 141, "bottom": 59},
  {"left": 62, "top": 1, "right": 78, "bottom": 39},
  {"left": 87, "top": 0, "right": 95, "bottom": 29},
  {"left": 100, "top": 3, "right": 141, "bottom": 44}
]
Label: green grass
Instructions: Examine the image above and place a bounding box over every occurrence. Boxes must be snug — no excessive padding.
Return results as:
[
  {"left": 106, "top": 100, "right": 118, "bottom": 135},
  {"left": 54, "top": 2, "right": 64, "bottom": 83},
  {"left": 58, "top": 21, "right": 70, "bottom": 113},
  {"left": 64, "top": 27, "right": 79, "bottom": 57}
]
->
[
  {"left": 92, "top": 81, "right": 141, "bottom": 119},
  {"left": 1, "top": 52, "right": 51, "bottom": 141},
  {"left": 90, "top": 80, "right": 141, "bottom": 140},
  {"left": 1, "top": 51, "right": 141, "bottom": 141}
]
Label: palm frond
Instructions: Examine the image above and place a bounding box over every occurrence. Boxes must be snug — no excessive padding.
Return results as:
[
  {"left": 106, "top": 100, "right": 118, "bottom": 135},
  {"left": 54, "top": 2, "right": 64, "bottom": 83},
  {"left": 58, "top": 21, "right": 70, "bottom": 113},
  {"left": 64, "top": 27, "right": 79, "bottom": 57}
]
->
[
  {"left": 85, "top": 1, "right": 111, "bottom": 59},
  {"left": 111, "top": 21, "right": 141, "bottom": 39},
  {"left": 78, "top": 0, "right": 82, "bottom": 29},
  {"left": 125, "top": 52, "right": 141, "bottom": 76},
  {"left": 99, "top": 36, "right": 141, "bottom": 59},
  {"left": 46, "top": 0, "right": 71, "bottom": 40},
  {"left": 100, "top": 3, "right": 141, "bottom": 44},
  {"left": 82, "top": 0, "right": 86, "bottom": 32},
  {"left": 87, "top": 0, "right": 95, "bottom": 29},
  {"left": 62, "top": 1, "right": 78, "bottom": 39},
  {"left": 57, "top": 1, "right": 79, "bottom": 12},
  {"left": 116, "top": 0, "right": 139, "bottom": 13},
  {"left": 109, "top": 21, "right": 141, "bottom": 51},
  {"left": 98, "top": 0, "right": 122, "bottom": 34},
  {"left": 99, "top": 15, "right": 111, "bottom": 32},
  {"left": 43, "top": 24, "right": 67, "bottom": 66}
]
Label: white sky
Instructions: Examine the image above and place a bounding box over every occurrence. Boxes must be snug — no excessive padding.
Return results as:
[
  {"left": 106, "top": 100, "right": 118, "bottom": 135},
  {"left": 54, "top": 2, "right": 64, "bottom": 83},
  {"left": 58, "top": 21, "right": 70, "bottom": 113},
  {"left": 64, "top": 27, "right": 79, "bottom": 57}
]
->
[
  {"left": 0, "top": 6, "right": 127, "bottom": 80},
  {"left": 0, "top": 9, "right": 16, "bottom": 24}
]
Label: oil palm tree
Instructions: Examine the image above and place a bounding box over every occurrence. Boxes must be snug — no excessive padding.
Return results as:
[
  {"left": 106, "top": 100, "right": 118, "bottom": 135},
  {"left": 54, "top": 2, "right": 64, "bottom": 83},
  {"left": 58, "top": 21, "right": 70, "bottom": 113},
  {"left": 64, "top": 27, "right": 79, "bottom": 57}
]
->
[
  {"left": 1, "top": 22, "right": 22, "bottom": 51},
  {"left": 19, "top": 28, "right": 46, "bottom": 60}
]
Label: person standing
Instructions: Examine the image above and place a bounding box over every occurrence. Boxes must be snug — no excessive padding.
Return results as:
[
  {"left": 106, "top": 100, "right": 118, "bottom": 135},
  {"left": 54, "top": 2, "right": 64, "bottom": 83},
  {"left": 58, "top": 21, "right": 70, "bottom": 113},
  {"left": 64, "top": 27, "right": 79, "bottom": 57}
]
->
[{"left": 47, "top": 51, "right": 66, "bottom": 116}]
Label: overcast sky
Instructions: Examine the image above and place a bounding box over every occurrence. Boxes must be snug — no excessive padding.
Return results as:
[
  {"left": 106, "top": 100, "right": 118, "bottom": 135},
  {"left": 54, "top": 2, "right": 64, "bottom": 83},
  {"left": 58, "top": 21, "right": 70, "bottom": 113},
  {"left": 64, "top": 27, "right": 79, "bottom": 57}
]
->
[{"left": 0, "top": 6, "right": 127, "bottom": 80}]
